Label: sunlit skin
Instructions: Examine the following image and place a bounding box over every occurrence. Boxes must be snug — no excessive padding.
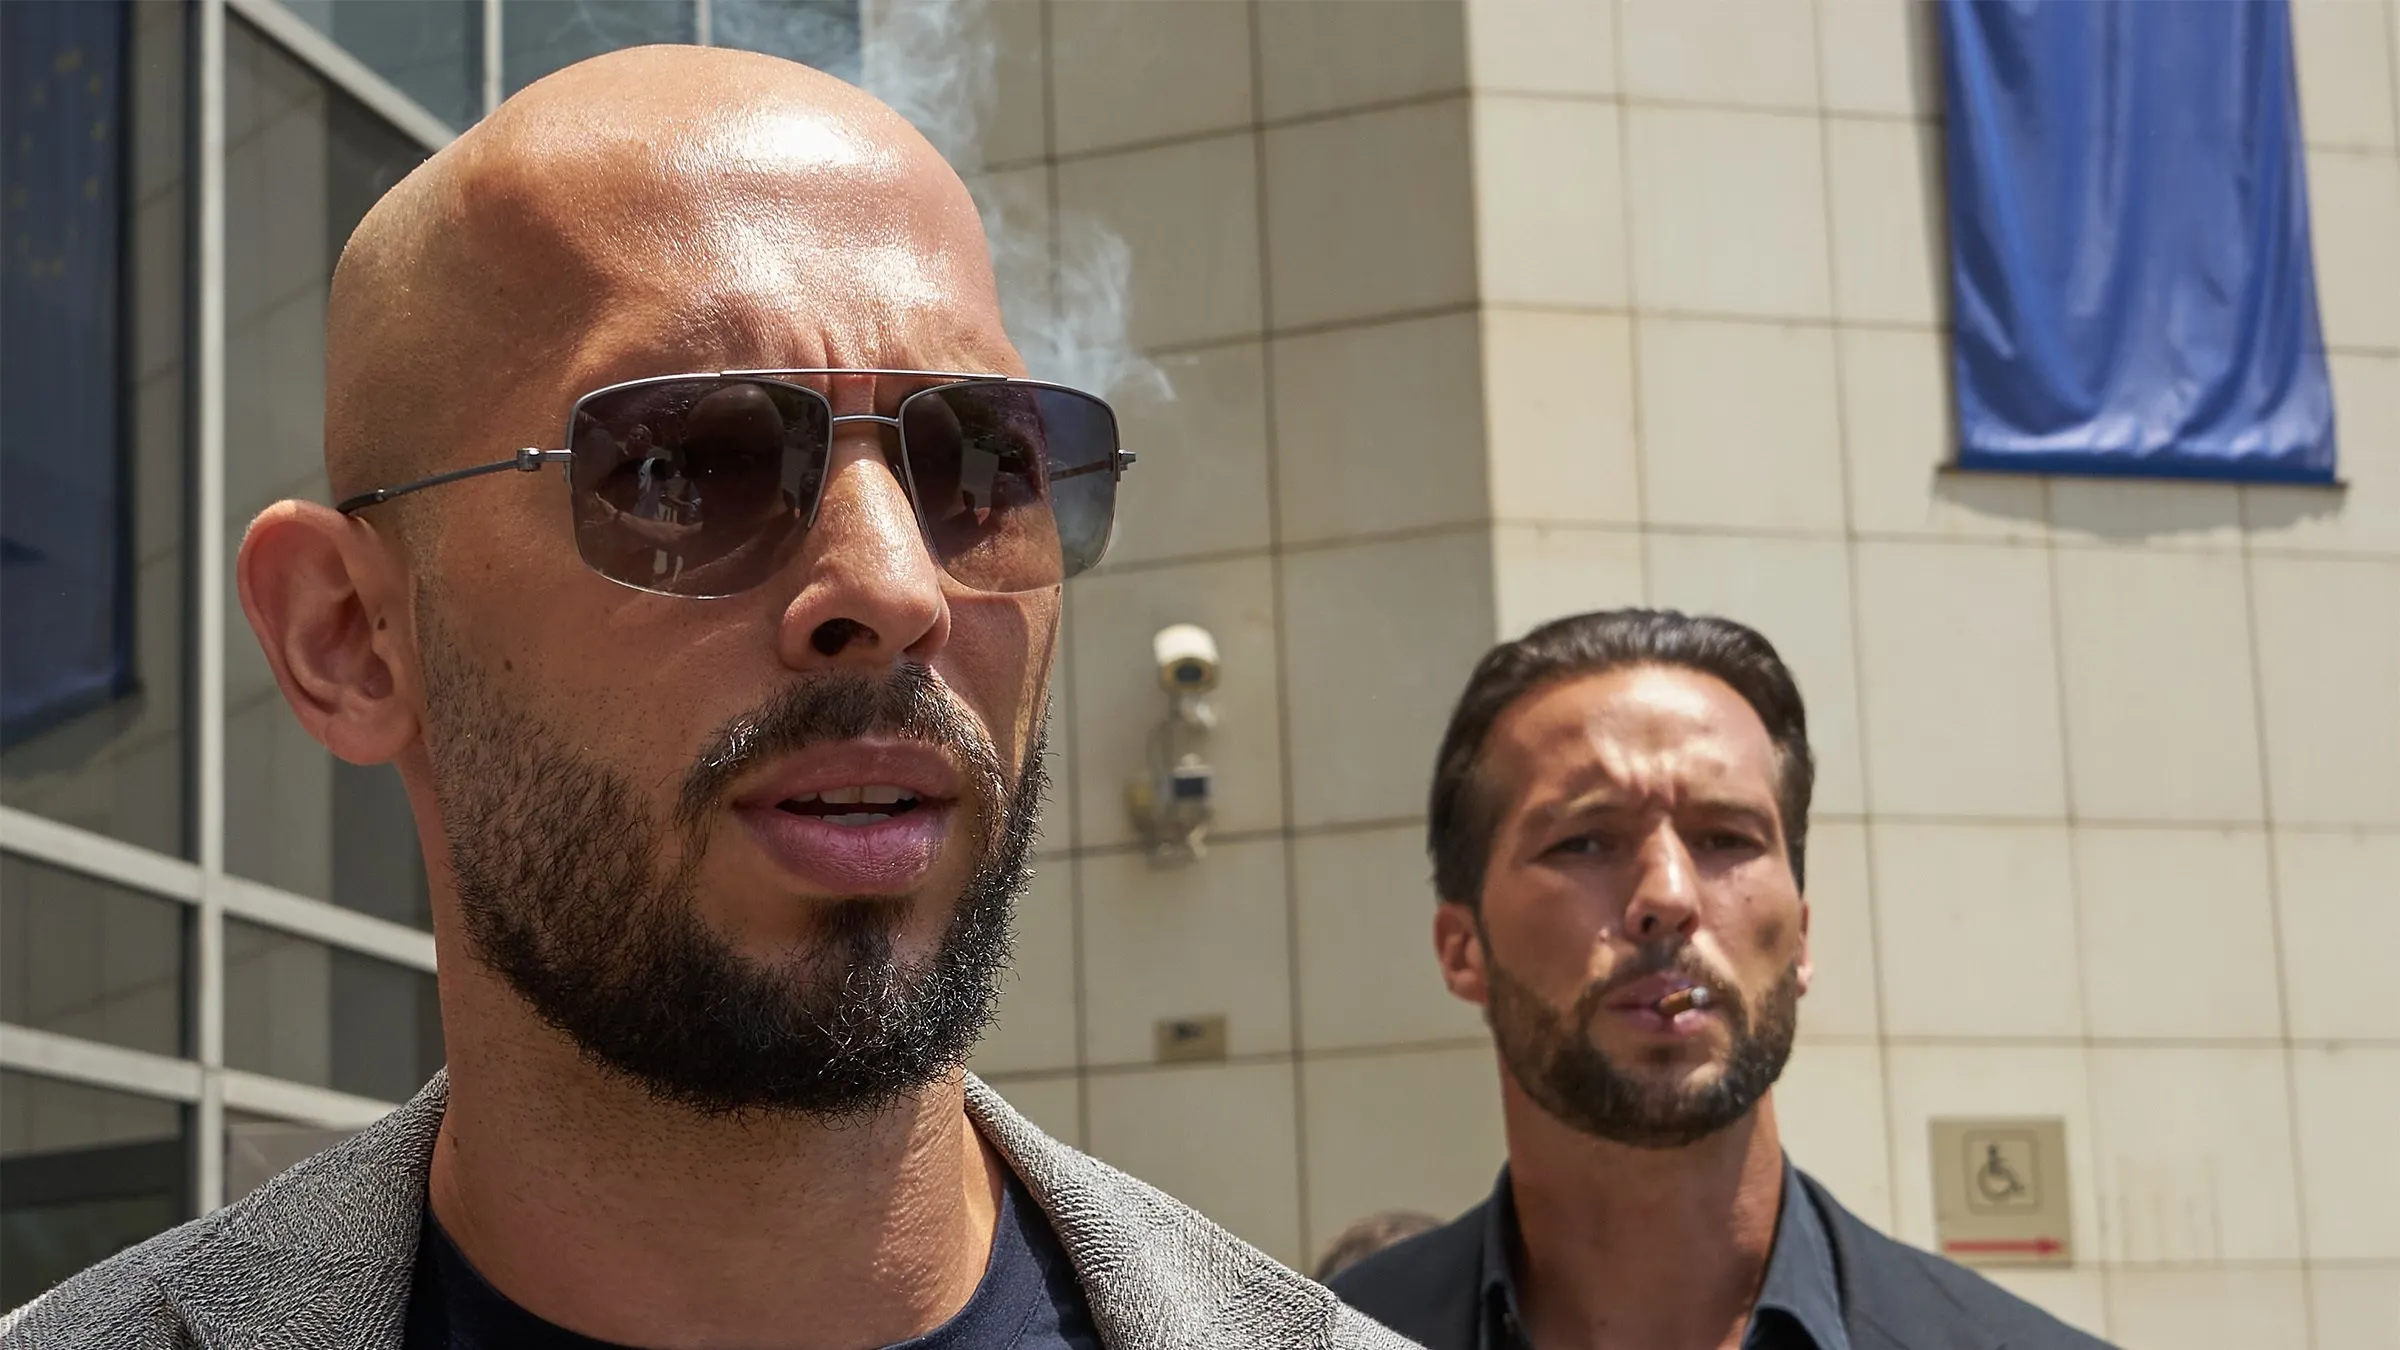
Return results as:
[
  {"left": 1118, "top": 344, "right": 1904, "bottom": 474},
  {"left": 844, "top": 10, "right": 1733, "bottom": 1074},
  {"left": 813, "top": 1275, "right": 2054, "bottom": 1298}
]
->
[
  {"left": 234, "top": 48, "right": 1045, "bottom": 1350},
  {"left": 1432, "top": 665, "right": 1812, "bottom": 1350}
]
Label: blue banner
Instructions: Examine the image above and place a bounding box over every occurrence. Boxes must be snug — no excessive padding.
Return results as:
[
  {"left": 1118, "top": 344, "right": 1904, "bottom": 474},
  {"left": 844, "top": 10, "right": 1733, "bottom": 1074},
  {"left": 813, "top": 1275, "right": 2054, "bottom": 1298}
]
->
[
  {"left": 2, "top": 1, "right": 135, "bottom": 746},
  {"left": 1940, "top": 0, "right": 2336, "bottom": 482}
]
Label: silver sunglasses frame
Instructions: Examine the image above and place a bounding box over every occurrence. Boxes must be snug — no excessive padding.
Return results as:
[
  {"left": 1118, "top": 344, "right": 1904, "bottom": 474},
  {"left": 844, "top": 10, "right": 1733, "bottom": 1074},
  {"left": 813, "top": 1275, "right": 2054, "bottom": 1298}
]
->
[{"left": 332, "top": 368, "right": 1136, "bottom": 593}]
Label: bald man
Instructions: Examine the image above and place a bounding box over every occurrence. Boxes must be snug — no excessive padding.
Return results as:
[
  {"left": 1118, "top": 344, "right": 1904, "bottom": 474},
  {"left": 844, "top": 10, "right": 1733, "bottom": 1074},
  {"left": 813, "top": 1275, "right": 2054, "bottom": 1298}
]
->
[{"left": 0, "top": 48, "right": 1407, "bottom": 1350}]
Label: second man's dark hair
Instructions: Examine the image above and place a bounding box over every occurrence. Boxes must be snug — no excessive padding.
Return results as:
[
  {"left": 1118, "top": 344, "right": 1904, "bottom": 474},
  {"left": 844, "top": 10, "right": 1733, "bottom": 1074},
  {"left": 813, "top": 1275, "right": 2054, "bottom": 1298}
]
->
[{"left": 1427, "top": 608, "right": 1814, "bottom": 907}]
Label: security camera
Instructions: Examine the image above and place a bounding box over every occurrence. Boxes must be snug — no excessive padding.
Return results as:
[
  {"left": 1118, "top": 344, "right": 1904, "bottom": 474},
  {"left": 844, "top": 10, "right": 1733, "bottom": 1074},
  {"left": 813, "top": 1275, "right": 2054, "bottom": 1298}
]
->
[
  {"left": 1133, "top": 623, "right": 1220, "bottom": 865},
  {"left": 1153, "top": 623, "right": 1220, "bottom": 694}
]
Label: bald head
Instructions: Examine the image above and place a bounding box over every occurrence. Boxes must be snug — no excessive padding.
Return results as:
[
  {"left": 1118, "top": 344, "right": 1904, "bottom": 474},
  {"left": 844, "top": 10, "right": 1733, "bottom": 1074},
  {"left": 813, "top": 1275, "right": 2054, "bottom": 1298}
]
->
[{"left": 325, "top": 45, "right": 1009, "bottom": 540}]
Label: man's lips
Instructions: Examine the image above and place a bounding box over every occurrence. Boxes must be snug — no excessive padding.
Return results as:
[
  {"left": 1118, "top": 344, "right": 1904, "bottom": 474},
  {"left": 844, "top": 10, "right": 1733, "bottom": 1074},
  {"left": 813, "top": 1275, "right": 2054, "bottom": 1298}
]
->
[
  {"left": 730, "top": 740, "right": 964, "bottom": 811},
  {"left": 728, "top": 741, "right": 967, "bottom": 894},
  {"left": 1605, "top": 972, "right": 1708, "bottom": 1011},
  {"left": 1603, "top": 971, "right": 1722, "bottom": 1037},
  {"left": 734, "top": 803, "right": 952, "bottom": 895}
]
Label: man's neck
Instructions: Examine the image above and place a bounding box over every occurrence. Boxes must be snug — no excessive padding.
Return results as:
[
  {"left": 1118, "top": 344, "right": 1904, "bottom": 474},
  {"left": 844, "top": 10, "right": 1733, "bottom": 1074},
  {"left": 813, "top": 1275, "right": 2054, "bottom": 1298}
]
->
[
  {"left": 1501, "top": 1073, "right": 1787, "bottom": 1350},
  {"left": 426, "top": 971, "right": 1005, "bottom": 1350}
]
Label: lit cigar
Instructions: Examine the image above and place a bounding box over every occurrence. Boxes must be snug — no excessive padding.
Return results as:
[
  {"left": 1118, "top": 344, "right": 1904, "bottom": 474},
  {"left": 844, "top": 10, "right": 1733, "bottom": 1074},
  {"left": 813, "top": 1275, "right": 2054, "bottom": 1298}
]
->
[{"left": 1654, "top": 986, "right": 1713, "bottom": 1017}]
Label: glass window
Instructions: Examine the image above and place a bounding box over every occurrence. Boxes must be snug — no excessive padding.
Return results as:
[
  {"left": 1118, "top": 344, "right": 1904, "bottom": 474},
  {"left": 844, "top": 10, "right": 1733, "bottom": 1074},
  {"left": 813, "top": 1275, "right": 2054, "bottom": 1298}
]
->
[
  {"left": 224, "top": 1110, "right": 360, "bottom": 1204},
  {"left": 503, "top": 0, "right": 695, "bottom": 94},
  {"left": 0, "top": 853, "right": 187, "bottom": 1058},
  {"left": 711, "top": 0, "right": 860, "bottom": 77},
  {"left": 221, "top": 17, "right": 433, "bottom": 927},
  {"left": 280, "top": 0, "right": 483, "bottom": 132},
  {"left": 1, "top": 0, "right": 193, "bottom": 860},
  {"left": 0, "top": 1073, "right": 188, "bottom": 1309},
  {"left": 223, "top": 918, "right": 443, "bottom": 1104}
]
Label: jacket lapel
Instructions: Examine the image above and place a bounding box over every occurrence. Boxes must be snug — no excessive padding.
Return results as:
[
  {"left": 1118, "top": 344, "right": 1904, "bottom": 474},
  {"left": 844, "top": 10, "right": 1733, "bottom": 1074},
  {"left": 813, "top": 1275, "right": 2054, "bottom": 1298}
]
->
[
  {"left": 133, "top": 1071, "right": 1388, "bottom": 1350},
  {"left": 1804, "top": 1174, "right": 2007, "bottom": 1350},
  {"left": 965, "top": 1076, "right": 1393, "bottom": 1350},
  {"left": 154, "top": 1074, "right": 447, "bottom": 1348}
]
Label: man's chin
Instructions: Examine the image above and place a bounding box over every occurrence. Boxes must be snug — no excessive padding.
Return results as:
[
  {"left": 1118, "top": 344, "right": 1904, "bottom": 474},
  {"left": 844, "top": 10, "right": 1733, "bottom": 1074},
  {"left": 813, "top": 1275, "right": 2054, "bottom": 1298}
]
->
[
  {"left": 695, "top": 872, "right": 976, "bottom": 957},
  {"left": 1611, "top": 1055, "right": 1731, "bottom": 1094},
  {"left": 544, "top": 926, "right": 999, "bottom": 1119},
  {"left": 1605, "top": 1114, "right": 1745, "bottom": 1151}
]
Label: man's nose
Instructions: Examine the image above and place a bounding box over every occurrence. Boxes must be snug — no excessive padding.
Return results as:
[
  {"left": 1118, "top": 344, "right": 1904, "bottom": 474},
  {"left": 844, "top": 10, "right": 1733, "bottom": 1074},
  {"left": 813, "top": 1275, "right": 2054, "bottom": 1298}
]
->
[
  {"left": 1623, "top": 824, "right": 1702, "bottom": 943},
  {"left": 773, "top": 434, "right": 949, "bottom": 670}
]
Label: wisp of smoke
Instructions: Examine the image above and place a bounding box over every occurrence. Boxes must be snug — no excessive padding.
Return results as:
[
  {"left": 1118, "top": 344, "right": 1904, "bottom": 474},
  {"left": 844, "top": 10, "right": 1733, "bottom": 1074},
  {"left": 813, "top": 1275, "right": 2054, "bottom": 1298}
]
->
[
  {"left": 857, "top": 0, "right": 991, "bottom": 166},
  {"left": 858, "top": 0, "right": 1172, "bottom": 409}
]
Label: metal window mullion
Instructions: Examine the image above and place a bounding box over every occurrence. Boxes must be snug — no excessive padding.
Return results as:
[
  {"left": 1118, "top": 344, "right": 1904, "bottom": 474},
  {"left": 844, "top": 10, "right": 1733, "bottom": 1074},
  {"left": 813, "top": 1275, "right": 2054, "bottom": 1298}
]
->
[
  {"left": 695, "top": 0, "right": 714, "bottom": 45},
  {"left": 0, "top": 806, "right": 204, "bottom": 903},
  {"left": 218, "top": 874, "right": 439, "bottom": 974},
  {"left": 0, "top": 1024, "right": 206, "bottom": 1103},
  {"left": 222, "top": 0, "right": 457, "bottom": 152},
  {"left": 220, "top": 1069, "right": 397, "bottom": 1130},
  {"left": 483, "top": 0, "right": 502, "bottom": 117},
  {"left": 195, "top": 0, "right": 230, "bottom": 1217}
]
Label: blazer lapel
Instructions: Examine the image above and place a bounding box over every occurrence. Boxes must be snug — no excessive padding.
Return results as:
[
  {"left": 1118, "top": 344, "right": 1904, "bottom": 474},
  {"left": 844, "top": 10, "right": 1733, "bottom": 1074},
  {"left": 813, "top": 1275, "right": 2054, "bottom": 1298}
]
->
[
  {"left": 1805, "top": 1174, "right": 2008, "bottom": 1350},
  {"left": 965, "top": 1075, "right": 1400, "bottom": 1350},
  {"left": 151, "top": 1074, "right": 446, "bottom": 1349}
]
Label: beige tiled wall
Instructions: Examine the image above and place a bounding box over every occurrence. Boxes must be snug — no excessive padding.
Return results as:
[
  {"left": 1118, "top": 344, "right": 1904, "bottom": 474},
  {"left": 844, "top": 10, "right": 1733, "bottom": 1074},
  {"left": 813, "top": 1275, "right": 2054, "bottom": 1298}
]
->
[
  {"left": 962, "top": 3, "right": 2400, "bottom": 1342},
  {"left": 964, "top": 0, "right": 1504, "bottom": 1274}
]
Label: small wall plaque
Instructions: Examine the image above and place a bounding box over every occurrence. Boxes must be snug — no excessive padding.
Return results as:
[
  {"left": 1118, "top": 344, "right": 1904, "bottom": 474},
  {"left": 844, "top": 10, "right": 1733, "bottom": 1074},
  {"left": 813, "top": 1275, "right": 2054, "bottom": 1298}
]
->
[
  {"left": 1153, "top": 1014, "right": 1227, "bottom": 1064},
  {"left": 1929, "top": 1117, "right": 2074, "bottom": 1267}
]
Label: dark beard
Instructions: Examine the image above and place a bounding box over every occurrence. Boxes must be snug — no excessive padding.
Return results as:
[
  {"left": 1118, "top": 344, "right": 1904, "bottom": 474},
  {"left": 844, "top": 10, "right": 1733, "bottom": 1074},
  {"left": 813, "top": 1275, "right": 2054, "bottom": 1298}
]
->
[
  {"left": 422, "top": 642, "right": 1041, "bottom": 1119},
  {"left": 1483, "top": 929, "right": 1800, "bottom": 1150}
]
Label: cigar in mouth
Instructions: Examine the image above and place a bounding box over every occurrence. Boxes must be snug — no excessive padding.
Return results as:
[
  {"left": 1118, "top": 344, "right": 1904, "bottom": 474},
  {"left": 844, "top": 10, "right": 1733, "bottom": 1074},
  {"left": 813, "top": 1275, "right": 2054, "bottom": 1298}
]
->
[{"left": 1654, "top": 986, "right": 1714, "bottom": 1017}]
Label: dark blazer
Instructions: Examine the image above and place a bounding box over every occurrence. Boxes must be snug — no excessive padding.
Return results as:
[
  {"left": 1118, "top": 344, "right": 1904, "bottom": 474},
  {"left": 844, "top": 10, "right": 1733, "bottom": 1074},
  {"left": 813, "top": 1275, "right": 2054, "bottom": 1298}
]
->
[{"left": 1328, "top": 1171, "right": 2115, "bottom": 1350}]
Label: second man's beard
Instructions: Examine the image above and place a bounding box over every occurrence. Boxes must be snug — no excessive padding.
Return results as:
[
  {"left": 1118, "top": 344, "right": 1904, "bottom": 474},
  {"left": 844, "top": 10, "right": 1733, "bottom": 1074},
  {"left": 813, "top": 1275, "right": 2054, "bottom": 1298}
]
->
[{"left": 1483, "top": 932, "right": 1802, "bottom": 1150}]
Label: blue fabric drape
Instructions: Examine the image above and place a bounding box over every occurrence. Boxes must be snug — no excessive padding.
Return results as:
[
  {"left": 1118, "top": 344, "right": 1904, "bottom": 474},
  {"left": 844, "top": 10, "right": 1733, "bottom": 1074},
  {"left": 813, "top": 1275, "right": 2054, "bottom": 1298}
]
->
[
  {"left": 2, "top": 1, "right": 135, "bottom": 746},
  {"left": 1939, "top": 0, "right": 2337, "bottom": 482}
]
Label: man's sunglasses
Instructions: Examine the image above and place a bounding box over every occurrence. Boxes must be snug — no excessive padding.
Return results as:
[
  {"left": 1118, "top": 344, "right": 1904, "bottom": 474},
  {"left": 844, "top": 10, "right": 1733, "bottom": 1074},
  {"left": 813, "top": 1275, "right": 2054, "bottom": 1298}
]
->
[{"left": 336, "top": 369, "right": 1133, "bottom": 599}]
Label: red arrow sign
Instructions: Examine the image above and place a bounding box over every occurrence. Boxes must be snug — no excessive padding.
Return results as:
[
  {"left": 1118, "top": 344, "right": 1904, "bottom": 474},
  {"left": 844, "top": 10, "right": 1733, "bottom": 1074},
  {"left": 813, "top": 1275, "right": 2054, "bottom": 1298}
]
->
[{"left": 1943, "top": 1237, "right": 2064, "bottom": 1256}]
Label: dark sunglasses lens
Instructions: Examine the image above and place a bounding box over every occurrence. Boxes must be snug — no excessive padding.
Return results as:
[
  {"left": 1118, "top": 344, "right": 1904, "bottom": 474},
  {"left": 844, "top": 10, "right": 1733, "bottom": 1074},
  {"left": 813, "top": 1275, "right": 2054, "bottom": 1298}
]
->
[
  {"left": 567, "top": 378, "right": 829, "bottom": 596},
  {"left": 900, "top": 383, "right": 1119, "bottom": 592}
]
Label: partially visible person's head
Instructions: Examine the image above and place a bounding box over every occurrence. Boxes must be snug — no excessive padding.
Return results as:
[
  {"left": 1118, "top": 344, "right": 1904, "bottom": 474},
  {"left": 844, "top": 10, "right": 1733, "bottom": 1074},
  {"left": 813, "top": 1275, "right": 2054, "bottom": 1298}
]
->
[
  {"left": 1313, "top": 1210, "right": 1445, "bottom": 1283},
  {"left": 1427, "top": 610, "right": 1813, "bottom": 1149},
  {"left": 237, "top": 47, "right": 1094, "bottom": 1118}
]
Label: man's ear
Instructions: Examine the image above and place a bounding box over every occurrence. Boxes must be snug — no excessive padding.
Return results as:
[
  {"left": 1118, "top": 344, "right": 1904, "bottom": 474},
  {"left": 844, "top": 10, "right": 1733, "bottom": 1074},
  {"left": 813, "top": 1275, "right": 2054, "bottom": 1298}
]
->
[
  {"left": 236, "top": 501, "right": 417, "bottom": 766},
  {"left": 1434, "top": 900, "right": 1490, "bottom": 1008},
  {"left": 1795, "top": 896, "right": 1814, "bottom": 999}
]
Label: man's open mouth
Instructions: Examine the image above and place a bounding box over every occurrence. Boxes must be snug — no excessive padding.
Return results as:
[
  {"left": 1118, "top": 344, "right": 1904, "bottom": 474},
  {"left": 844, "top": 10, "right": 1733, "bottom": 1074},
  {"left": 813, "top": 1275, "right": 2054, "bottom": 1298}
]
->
[{"left": 773, "top": 786, "right": 927, "bottom": 827}]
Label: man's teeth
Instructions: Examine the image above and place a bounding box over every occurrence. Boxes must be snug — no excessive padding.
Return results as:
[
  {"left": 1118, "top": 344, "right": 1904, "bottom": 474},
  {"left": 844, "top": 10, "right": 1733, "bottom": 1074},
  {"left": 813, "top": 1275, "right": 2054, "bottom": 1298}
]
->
[
  {"left": 775, "top": 787, "right": 923, "bottom": 825},
  {"left": 784, "top": 786, "right": 918, "bottom": 807}
]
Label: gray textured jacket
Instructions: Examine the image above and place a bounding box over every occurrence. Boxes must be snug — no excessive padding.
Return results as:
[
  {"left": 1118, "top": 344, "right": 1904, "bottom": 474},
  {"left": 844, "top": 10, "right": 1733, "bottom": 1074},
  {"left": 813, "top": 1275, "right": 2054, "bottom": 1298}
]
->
[{"left": 1, "top": 1073, "right": 1413, "bottom": 1350}]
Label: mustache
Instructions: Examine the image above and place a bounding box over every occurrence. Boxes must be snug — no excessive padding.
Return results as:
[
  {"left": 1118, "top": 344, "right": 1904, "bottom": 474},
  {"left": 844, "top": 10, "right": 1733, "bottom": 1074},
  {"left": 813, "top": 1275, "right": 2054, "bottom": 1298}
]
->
[{"left": 673, "top": 663, "right": 1006, "bottom": 832}]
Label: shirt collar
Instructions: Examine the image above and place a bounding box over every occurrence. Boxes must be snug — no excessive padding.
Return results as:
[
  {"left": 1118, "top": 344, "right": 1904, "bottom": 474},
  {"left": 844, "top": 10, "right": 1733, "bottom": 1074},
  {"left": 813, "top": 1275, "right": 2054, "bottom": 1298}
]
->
[
  {"left": 1478, "top": 1166, "right": 1527, "bottom": 1348},
  {"left": 1476, "top": 1159, "right": 1852, "bottom": 1350},
  {"left": 1749, "top": 1165, "right": 1852, "bottom": 1350}
]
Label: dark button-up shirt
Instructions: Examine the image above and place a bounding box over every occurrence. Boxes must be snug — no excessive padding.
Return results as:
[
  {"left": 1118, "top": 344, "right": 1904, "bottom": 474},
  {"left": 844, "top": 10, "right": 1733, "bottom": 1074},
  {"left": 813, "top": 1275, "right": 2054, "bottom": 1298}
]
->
[{"left": 1477, "top": 1162, "right": 1852, "bottom": 1350}]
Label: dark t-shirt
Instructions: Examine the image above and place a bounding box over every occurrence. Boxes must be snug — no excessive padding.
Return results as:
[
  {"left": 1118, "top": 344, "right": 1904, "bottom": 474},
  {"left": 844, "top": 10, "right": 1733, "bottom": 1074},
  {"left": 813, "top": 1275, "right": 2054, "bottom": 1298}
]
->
[{"left": 402, "top": 1177, "right": 1103, "bottom": 1350}]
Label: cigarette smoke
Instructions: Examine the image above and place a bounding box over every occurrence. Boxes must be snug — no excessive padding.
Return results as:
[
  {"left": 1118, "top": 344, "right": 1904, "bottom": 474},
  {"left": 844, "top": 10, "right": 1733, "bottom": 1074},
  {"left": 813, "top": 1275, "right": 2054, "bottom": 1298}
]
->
[
  {"left": 858, "top": 0, "right": 1171, "bottom": 406},
  {"left": 526, "top": 0, "right": 1168, "bottom": 405}
]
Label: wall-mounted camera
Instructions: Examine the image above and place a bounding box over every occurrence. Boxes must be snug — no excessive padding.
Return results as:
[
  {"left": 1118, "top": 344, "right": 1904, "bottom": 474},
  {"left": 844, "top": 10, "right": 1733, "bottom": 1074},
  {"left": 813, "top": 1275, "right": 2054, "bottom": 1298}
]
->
[
  {"left": 1127, "top": 623, "right": 1218, "bottom": 865},
  {"left": 1154, "top": 622, "right": 1220, "bottom": 696}
]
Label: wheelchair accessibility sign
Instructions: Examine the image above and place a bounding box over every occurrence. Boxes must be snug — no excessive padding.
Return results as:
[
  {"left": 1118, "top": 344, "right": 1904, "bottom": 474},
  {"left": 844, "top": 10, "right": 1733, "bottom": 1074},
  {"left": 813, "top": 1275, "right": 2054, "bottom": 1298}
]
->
[
  {"left": 1967, "top": 1129, "right": 2040, "bottom": 1211},
  {"left": 1930, "top": 1118, "right": 2073, "bottom": 1267}
]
